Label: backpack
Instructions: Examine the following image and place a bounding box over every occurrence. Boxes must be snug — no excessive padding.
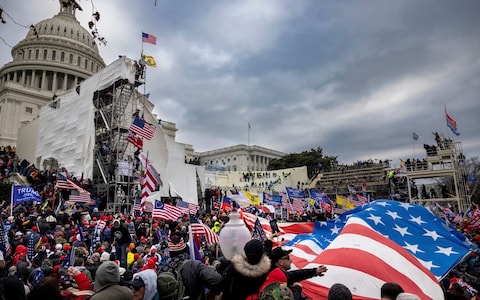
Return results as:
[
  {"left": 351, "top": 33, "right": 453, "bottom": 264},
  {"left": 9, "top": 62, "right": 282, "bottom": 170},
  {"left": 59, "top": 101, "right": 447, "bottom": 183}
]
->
[
  {"left": 157, "top": 253, "right": 188, "bottom": 300},
  {"left": 157, "top": 271, "right": 181, "bottom": 300}
]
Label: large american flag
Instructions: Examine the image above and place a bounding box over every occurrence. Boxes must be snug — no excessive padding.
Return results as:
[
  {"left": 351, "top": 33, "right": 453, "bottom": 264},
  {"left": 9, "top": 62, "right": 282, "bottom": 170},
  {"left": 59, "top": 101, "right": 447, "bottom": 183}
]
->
[
  {"left": 55, "top": 175, "right": 91, "bottom": 203},
  {"left": 190, "top": 215, "right": 219, "bottom": 244},
  {"left": 284, "top": 200, "right": 475, "bottom": 299},
  {"left": 130, "top": 117, "right": 156, "bottom": 140},
  {"left": 152, "top": 200, "right": 187, "bottom": 221}
]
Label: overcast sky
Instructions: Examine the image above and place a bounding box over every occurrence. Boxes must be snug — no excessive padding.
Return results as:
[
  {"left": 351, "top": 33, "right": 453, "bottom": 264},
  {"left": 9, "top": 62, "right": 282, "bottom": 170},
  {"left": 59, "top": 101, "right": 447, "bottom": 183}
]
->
[{"left": 1, "top": 0, "right": 479, "bottom": 165}]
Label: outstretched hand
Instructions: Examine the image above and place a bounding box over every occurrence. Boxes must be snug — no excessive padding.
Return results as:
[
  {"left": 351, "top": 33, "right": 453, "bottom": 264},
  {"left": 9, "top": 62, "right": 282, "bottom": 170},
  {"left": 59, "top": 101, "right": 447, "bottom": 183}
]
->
[{"left": 316, "top": 265, "right": 328, "bottom": 276}]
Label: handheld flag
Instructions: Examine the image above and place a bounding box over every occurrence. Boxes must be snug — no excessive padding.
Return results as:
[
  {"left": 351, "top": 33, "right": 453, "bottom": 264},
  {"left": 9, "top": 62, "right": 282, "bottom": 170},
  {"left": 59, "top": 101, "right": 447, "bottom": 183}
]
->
[
  {"left": 11, "top": 186, "right": 42, "bottom": 205},
  {"left": 252, "top": 218, "right": 268, "bottom": 242},
  {"left": 130, "top": 117, "right": 156, "bottom": 140},
  {"left": 126, "top": 131, "right": 143, "bottom": 149}
]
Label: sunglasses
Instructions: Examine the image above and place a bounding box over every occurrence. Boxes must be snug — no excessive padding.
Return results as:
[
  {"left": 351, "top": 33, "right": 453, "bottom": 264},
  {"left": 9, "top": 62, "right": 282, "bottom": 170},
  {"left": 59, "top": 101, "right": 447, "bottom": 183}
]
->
[
  {"left": 130, "top": 285, "right": 143, "bottom": 291},
  {"left": 280, "top": 256, "right": 291, "bottom": 261}
]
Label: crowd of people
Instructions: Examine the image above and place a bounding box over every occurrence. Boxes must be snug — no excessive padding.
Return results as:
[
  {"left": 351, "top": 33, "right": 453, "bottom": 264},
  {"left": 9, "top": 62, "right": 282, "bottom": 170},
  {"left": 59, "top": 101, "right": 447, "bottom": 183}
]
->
[
  {"left": 1, "top": 144, "right": 480, "bottom": 299},
  {"left": 0, "top": 199, "right": 333, "bottom": 300},
  {"left": 1, "top": 195, "right": 479, "bottom": 300}
]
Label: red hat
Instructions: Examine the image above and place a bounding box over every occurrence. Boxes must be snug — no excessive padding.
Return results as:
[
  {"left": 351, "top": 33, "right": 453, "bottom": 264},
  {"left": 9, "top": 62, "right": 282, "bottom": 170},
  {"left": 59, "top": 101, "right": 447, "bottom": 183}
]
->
[
  {"left": 450, "top": 278, "right": 458, "bottom": 284},
  {"left": 32, "top": 226, "right": 38, "bottom": 232},
  {"left": 53, "top": 265, "right": 61, "bottom": 273},
  {"left": 134, "top": 253, "right": 140, "bottom": 261}
]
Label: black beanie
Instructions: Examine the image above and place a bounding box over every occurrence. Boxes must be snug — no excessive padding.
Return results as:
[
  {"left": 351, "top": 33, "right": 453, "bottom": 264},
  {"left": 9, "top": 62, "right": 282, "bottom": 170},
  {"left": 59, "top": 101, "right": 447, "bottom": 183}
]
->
[
  {"left": 328, "top": 283, "right": 352, "bottom": 300},
  {"left": 244, "top": 239, "right": 264, "bottom": 265}
]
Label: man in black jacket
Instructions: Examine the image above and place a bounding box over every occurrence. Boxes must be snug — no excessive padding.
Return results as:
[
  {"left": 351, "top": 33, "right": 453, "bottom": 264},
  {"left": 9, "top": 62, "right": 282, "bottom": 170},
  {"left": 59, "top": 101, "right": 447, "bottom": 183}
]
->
[
  {"left": 110, "top": 219, "right": 131, "bottom": 269},
  {"left": 180, "top": 260, "right": 223, "bottom": 300}
]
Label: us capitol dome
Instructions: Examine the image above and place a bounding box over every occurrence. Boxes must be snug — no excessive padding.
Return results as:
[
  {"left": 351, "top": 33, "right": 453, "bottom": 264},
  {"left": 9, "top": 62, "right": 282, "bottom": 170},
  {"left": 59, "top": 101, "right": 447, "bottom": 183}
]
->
[{"left": 0, "top": 0, "right": 106, "bottom": 146}]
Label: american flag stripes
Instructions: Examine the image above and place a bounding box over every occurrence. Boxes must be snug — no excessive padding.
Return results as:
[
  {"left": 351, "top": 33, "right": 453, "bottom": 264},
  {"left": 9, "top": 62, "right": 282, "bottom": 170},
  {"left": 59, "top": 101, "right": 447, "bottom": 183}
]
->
[
  {"left": 142, "top": 32, "right": 157, "bottom": 45},
  {"left": 152, "top": 200, "right": 187, "bottom": 221},
  {"left": 140, "top": 153, "right": 162, "bottom": 210},
  {"left": 126, "top": 131, "right": 143, "bottom": 149},
  {"left": 133, "top": 197, "right": 142, "bottom": 211},
  {"left": 290, "top": 198, "right": 305, "bottom": 212},
  {"left": 55, "top": 176, "right": 91, "bottom": 203},
  {"left": 190, "top": 216, "right": 219, "bottom": 244},
  {"left": 177, "top": 199, "right": 199, "bottom": 214},
  {"left": 130, "top": 117, "right": 156, "bottom": 140}
]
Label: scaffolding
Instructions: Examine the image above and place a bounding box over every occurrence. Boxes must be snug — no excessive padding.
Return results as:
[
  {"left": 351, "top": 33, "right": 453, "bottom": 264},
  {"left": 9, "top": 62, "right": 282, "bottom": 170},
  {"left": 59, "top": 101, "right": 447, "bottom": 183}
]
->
[
  {"left": 406, "top": 140, "right": 471, "bottom": 213},
  {"left": 92, "top": 76, "right": 142, "bottom": 213}
]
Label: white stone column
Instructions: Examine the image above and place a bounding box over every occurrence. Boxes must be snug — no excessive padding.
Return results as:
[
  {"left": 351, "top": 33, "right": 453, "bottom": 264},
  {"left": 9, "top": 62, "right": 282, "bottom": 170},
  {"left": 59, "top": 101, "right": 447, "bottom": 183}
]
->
[
  {"left": 62, "top": 73, "right": 68, "bottom": 91},
  {"left": 41, "top": 71, "right": 47, "bottom": 89},
  {"left": 52, "top": 72, "right": 58, "bottom": 91},
  {"left": 31, "top": 70, "right": 36, "bottom": 87}
]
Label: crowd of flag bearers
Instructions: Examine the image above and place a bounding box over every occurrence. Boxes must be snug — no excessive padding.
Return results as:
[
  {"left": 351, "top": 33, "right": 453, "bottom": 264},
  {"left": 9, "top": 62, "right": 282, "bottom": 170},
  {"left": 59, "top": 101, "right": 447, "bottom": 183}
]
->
[{"left": 2, "top": 182, "right": 480, "bottom": 299}]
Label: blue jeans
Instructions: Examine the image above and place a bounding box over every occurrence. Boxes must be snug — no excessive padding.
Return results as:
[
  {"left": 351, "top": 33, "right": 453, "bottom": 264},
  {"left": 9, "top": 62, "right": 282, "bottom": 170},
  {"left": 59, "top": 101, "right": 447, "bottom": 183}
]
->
[{"left": 116, "top": 243, "right": 128, "bottom": 269}]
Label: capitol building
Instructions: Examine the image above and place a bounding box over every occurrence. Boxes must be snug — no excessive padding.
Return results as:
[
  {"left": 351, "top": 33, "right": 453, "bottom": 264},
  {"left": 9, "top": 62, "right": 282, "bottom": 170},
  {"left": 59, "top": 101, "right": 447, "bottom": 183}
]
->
[
  {"left": 0, "top": 1, "right": 290, "bottom": 210},
  {"left": 0, "top": 1, "right": 105, "bottom": 146}
]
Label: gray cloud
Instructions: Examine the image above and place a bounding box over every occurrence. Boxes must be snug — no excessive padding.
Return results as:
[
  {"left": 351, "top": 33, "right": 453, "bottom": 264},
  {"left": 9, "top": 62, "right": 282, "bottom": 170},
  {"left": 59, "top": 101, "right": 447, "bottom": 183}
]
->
[{"left": 1, "top": 0, "right": 479, "bottom": 165}]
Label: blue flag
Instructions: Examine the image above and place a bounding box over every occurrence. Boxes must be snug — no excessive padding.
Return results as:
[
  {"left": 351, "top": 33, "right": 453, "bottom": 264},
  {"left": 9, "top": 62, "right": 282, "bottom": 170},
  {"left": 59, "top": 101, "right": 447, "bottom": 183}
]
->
[
  {"left": 263, "top": 192, "right": 282, "bottom": 206},
  {"left": 285, "top": 187, "right": 305, "bottom": 199},
  {"left": 11, "top": 186, "right": 42, "bottom": 205}
]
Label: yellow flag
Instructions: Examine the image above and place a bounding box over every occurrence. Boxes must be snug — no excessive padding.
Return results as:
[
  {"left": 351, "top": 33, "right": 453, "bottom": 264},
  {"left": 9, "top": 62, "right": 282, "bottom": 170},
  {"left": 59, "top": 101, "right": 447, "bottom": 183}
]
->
[
  {"left": 141, "top": 54, "right": 157, "bottom": 68},
  {"left": 244, "top": 190, "right": 260, "bottom": 205},
  {"left": 346, "top": 201, "right": 355, "bottom": 210},
  {"left": 336, "top": 195, "right": 347, "bottom": 206}
]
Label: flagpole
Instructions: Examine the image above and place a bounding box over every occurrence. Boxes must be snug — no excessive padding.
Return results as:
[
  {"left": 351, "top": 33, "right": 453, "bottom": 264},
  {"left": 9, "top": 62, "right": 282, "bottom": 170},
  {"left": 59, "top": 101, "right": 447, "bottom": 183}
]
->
[
  {"left": 10, "top": 184, "right": 14, "bottom": 217},
  {"left": 188, "top": 224, "right": 195, "bottom": 259},
  {"left": 248, "top": 122, "right": 250, "bottom": 146},
  {"left": 413, "top": 138, "right": 416, "bottom": 161},
  {"left": 444, "top": 104, "right": 451, "bottom": 140}
]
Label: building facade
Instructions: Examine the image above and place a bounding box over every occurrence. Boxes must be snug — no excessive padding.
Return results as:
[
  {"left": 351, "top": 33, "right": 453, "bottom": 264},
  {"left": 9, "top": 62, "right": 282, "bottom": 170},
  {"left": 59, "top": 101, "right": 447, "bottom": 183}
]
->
[
  {"left": 0, "top": 0, "right": 105, "bottom": 146},
  {"left": 195, "top": 144, "right": 286, "bottom": 172}
]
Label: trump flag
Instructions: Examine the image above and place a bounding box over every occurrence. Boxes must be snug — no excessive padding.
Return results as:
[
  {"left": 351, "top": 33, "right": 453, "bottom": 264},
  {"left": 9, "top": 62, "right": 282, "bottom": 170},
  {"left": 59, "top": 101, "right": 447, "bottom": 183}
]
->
[{"left": 12, "top": 186, "right": 42, "bottom": 205}]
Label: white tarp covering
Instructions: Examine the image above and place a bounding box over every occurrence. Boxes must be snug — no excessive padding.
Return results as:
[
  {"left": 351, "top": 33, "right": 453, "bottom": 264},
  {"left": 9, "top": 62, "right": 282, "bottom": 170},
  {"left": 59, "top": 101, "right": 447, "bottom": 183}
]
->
[
  {"left": 152, "top": 133, "right": 199, "bottom": 205},
  {"left": 35, "top": 57, "right": 136, "bottom": 178}
]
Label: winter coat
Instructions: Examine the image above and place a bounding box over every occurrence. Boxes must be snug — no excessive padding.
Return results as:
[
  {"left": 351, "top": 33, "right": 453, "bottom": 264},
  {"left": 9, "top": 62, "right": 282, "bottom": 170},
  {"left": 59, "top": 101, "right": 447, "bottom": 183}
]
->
[
  {"left": 133, "top": 269, "right": 158, "bottom": 300},
  {"left": 180, "top": 260, "right": 223, "bottom": 300},
  {"left": 260, "top": 267, "right": 318, "bottom": 300},
  {"left": 90, "top": 261, "right": 133, "bottom": 300},
  {"left": 221, "top": 254, "right": 271, "bottom": 300}
]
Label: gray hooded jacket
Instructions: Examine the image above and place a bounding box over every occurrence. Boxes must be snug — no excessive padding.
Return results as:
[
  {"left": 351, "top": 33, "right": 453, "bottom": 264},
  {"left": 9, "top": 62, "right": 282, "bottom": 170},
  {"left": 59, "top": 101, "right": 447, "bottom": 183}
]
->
[{"left": 90, "top": 261, "right": 133, "bottom": 300}]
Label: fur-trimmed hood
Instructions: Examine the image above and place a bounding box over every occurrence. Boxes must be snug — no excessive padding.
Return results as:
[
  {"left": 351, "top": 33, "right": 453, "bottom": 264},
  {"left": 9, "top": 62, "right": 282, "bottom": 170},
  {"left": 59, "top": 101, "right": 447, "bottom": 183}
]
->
[{"left": 231, "top": 253, "right": 271, "bottom": 278}]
